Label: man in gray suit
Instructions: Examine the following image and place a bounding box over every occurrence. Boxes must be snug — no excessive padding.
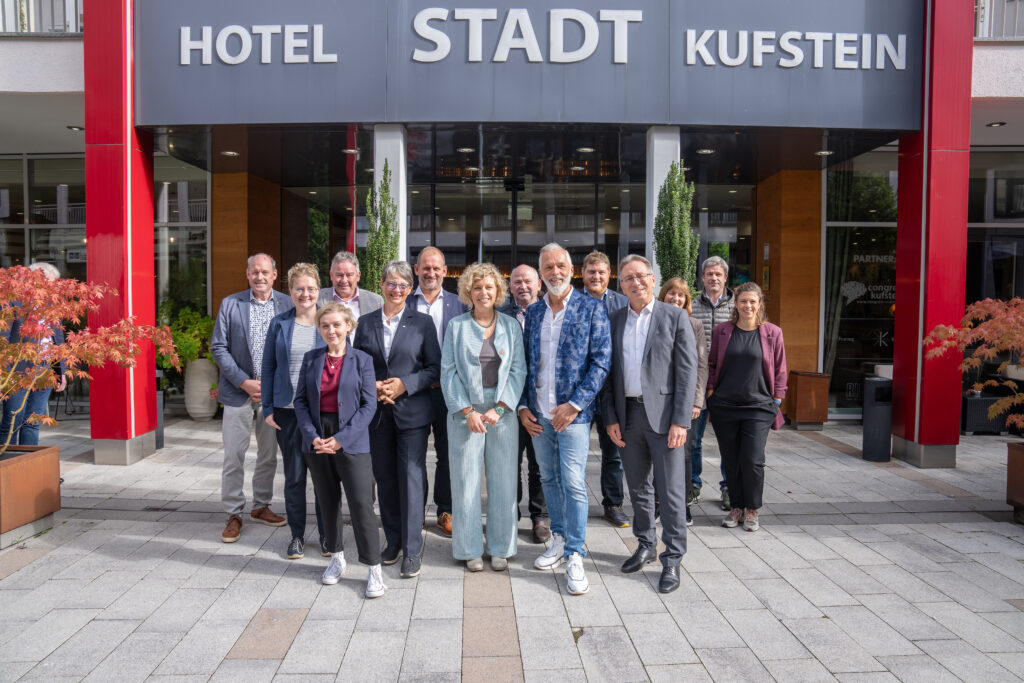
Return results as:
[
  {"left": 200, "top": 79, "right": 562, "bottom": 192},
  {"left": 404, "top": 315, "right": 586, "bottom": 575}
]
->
[
  {"left": 601, "top": 254, "right": 697, "bottom": 593},
  {"left": 212, "top": 253, "right": 295, "bottom": 543},
  {"left": 316, "top": 250, "right": 384, "bottom": 317},
  {"left": 411, "top": 246, "right": 467, "bottom": 537}
]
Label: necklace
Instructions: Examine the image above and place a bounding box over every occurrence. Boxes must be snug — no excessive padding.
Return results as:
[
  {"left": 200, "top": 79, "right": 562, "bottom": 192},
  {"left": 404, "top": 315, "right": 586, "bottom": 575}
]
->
[
  {"left": 473, "top": 311, "right": 497, "bottom": 329},
  {"left": 326, "top": 353, "right": 344, "bottom": 370}
]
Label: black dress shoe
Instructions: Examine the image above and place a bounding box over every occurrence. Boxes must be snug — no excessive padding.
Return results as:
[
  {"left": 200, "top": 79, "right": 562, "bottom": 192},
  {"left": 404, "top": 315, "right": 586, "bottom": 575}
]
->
[
  {"left": 621, "top": 545, "right": 656, "bottom": 573},
  {"left": 400, "top": 554, "right": 422, "bottom": 578},
  {"left": 659, "top": 565, "right": 680, "bottom": 593},
  {"left": 381, "top": 544, "right": 401, "bottom": 565}
]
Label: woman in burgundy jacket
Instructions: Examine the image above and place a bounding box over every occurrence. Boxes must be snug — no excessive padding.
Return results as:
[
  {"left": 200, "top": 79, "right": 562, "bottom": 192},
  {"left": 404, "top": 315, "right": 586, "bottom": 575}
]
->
[{"left": 706, "top": 282, "right": 787, "bottom": 532}]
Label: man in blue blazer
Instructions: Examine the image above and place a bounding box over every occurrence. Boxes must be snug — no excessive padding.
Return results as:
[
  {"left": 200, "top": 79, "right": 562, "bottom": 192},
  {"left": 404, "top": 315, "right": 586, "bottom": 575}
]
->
[
  {"left": 211, "top": 253, "right": 294, "bottom": 543},
  {"left": 411, "top": 246, "right": 467, "bottom": 537},
  {"left": 518, "top": 244, "right": 610, "bottom": 596},
  {"left": 582, "top": 250, "right": 631, "bottom": 529}
]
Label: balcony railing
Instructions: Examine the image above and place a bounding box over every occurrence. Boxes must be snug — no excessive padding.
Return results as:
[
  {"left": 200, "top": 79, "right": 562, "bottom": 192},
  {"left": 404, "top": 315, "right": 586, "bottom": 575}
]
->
[
  {"left": 0, "top": 0, "right": 81, "bottom": 34},
  {"left": 977, "top": 0, "right": 1024, "bottom": 39}
]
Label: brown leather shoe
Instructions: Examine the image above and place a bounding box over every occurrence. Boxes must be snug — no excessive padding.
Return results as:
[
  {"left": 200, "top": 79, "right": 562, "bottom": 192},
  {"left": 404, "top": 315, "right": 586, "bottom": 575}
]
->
[
  {"left": 532, "top": 519, "right": 552, "bottom": 543},
  {"left": 222, "top": 514, "right": 242, "bottom": 543},
  {"left": 436, "top": 511, "right": 453, "bottom": 537},
  {"left": 250, "top": 506, "right": 287, "bottom": 527}
]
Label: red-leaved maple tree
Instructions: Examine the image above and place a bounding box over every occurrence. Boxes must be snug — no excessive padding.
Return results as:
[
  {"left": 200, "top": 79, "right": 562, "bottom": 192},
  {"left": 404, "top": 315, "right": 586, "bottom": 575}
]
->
[
  {"left": 924, "top": 297, "right": 1024, "bottom": 430},
  {"left": 0, "top": 265, "right": 178, "bottom": 453}
]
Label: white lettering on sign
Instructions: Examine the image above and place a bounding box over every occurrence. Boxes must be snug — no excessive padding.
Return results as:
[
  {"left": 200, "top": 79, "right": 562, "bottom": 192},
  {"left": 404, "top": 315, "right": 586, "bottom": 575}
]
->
[
  {"left": 685, "top": 29, "right": 906, "bottom": 70},
  {"left": 411, "top": 8, "right": 643, "bottom": 64},
  {"left": 179, "top": 24, "right": 337, "bottom": 65}
]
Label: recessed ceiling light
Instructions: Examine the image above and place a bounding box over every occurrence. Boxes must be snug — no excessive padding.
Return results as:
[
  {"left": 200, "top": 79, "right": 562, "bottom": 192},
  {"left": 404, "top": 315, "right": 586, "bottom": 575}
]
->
[
  {"left": 466, "top": 166, "right": 479, "bottom": 172},
  {"left": 457, "top": 147, "right": 475, "bottom": 153},
  {"left": 58, "top": 183, "right": 68, "bottom": 187},
  {"left": 576, "top": 146, "right": 595, "bottom": 153},
  {"left": 342, "top": 148, "right": 359, "bottom": 154},
  {"left": 168, "top": 143, "right": 174, "bottom": 148},
  {"left": 728, "top": 189, "right": 737, "bottom": 194},
  {"left": 366, "top": 167, "right": 374, "bottom": 173},
  {"left": 621, "top": 188, "right": 630, "bottom": 193},
  {"left": 682, "top": 166, "right": 691, "bottom": 171},
  {"left": 611, "top": 206, "right": 619, "bottom": 210},
  {"left": 696, "top": 148, "right": 715, "bottom": 155},
  {"left": 411, "top": 190, "right": 420, "bottom": 194},
  {"left": 448, "top": 217, "right": 455, "bottom": 221},
  {"left": 700, "top": 207, "right": 709, "bottom": 211},
  {"left": 868, "top": 209, "right": 877, "bottom": 213},
  {"left": 570, "top": 165, "right": 585, "bottom": 171},
  {"left": 815, "top": 150, "right": 834, "bottom": 156},
  {"left": 220, "top": 150, "right": 239, "bottom": 157},
  {"left": 986, "top": 121, "right": 1007, "bottom": 127},
  {"left": 309, "top": 191, "right": 317, "bottom": 195},
  {"left": 66, "top": 125, "right": 84, "bottom": 131}
]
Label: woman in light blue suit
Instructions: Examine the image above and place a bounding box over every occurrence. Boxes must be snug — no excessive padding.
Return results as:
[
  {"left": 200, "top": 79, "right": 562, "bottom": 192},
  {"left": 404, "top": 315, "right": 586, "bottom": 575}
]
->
[{"left": 442, "top": 263, "right": 526, "bottom": 572}]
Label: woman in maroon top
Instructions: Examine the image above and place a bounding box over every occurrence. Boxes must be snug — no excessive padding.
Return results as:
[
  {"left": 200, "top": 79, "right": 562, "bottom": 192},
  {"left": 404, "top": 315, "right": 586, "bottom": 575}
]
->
[
  {"left": 706, "top": 282, "right": 787, "bottom": 533},
  {"left": 293, "top": 303, "right": 383, "bottom": 597}
]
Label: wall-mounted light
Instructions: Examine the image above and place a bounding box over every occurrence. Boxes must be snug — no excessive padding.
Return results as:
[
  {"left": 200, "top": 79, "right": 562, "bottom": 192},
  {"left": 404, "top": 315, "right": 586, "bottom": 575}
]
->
[
  {"left": 576, "top": 146, "right": 595, "bottom": 153},
  {"left": 66, "top": 125, "right": 84, "bottom": 131},
  {"left": 815, "top": 150, "right": 834, "bottom": 157},
  {"left": 342, "top": 148, "right": 359, "bottom": 154},
  {"left": 456, "top": 147, "right": 475, "bottom": 153},
  {"left": 220, "top": 150, "right": 240, "bottom": 157},
  {"left": 986, "top": 121, "right": 1006, "bottom": 128},
  {"left": 696, "top": 148, "right": 714, "bottom": 155}
]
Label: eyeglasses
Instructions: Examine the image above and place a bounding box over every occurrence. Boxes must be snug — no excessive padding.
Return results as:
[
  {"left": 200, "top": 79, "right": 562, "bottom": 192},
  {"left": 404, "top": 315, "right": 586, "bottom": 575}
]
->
[
  {"left": 384, "top": 281, "right": 411, "bottom": 292},
  {"left": 620, "top": 273, "right": 653, "bottom": 285}
]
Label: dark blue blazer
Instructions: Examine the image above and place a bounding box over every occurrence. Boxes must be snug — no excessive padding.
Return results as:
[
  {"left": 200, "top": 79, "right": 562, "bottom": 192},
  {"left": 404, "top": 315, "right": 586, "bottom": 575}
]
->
[
  {"left": 353, "top": 306, "right": 441, "bottom": 431},
  {"left": 596, "top": 288, "right": 629, "bottom": 317},
  {"left": 261, "top": 309, "right": 326, "bottom": 416},
  {"left": 411, "top": 289, "right": 467, "bottom": 346},
  {"left": 5, "top": 314, "right": 65, "bottom": 377},
  {"left": 293, "top": 346, "right": 377, "bottom": 454}
]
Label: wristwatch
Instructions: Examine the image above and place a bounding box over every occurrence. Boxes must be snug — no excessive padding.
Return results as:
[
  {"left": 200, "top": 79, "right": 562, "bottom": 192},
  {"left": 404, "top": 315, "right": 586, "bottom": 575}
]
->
[{"left": 494, "top": 405, "right": 505, "bottom": 416}]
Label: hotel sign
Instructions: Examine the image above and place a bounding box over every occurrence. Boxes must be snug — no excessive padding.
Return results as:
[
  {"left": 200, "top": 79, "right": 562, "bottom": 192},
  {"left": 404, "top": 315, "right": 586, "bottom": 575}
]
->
[{"left": 136, "top": 0, "right": 924, "bottom": 130}]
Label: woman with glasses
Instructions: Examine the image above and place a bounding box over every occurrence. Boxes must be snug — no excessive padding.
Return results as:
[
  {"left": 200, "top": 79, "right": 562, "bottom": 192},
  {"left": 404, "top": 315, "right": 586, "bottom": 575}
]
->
[
  {"left": 261, "top": 263, "right": 327, "bottom": 560},
  {"left": 657, "top": 278, "right": 708, "bottom": 527},
  {"left": 353, "top": 260, "right": 442, "bottom": 579},
  {"left": 706, "top": 282, "right": 787, "bottom": 533},
  {"left": 441, "top": 263, "right": 526, "bottom": 572}
]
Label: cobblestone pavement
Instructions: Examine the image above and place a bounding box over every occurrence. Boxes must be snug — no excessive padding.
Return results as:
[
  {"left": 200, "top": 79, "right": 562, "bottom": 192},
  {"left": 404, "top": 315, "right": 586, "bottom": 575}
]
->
[{"left": 1, "top": 416, "right": 1022, "bottom": 682}]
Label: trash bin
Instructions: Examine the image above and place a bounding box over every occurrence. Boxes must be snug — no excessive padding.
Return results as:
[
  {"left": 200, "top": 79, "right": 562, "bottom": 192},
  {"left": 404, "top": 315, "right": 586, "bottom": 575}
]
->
[
  {"left": 862, "top": 376, "right": 892, "bottom": 462},
  {"left": 155, "top": 390, "right": 165, "bottom": 451}
]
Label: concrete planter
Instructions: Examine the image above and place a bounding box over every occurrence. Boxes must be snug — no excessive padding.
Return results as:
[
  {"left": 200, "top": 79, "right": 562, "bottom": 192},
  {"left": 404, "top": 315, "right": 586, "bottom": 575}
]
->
[
  {"left": 1009, "top": 442, "right": 1024, "bottom": 525},
  {"left": 184, "top": 358, "right": 218, "bottom": 421},
  {"left": 0, "top": 445, "right": 60, "bottom": 549}
]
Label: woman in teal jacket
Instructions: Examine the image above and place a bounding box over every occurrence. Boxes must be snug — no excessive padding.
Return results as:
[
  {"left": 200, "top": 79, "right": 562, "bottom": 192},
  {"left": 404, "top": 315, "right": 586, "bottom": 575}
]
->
[{"left": 441, "top": 263, "right": 526, "bottom": 572}]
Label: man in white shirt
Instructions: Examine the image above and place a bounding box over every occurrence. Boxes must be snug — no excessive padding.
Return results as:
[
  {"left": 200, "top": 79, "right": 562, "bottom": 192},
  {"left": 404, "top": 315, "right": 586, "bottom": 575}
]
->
[
  {"left": 600, "top": 255, "right": 697, "bottom": 593},
  {"left": 317, "top": 250, "right": 383, "bottom": 317},
  {"left": 411, "top": 247, "right": 467, "bottom": 537}
]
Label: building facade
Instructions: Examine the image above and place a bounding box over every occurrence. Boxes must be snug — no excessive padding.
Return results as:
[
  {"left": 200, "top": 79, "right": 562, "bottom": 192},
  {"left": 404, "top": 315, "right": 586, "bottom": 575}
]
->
[{"left": 1, "top": 0, "right": 1017, "bottom": 467}]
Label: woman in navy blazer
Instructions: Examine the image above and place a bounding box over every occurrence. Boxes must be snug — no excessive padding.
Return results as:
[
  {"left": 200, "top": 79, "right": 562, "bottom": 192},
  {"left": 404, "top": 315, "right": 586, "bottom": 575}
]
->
[
  {"left": 261, "top": 263, "right": 326, "bottom": 561},
  {"left": 706, "top": 282, "right": 788, "bottom": 533},
  {"left": 293, "top": 303, "right": 384, "bottom": 597}
]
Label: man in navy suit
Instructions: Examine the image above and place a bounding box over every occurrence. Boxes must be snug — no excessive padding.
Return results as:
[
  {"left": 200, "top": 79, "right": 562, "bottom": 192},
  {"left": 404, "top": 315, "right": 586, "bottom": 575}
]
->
[
  {"left": 582, "top": 251, "right": 631, "bottom": 529},
  {"left": 211, "top": 253, "right": 294, "bottom": 543},
  {"left": 411, "top": 246, "right": 467, "bottom": 537}
]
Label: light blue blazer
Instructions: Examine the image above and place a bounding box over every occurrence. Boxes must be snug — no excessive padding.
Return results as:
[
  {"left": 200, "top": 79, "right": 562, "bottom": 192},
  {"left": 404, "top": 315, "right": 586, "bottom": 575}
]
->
[{"left": 441, "top": 312, "right": 526, "bottom": 417}]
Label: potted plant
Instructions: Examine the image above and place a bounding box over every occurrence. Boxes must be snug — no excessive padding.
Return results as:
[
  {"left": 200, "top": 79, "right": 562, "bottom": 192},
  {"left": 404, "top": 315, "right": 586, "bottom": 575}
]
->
[
  {"left": 158, "top": 304, "right": 216, "bottom": 421},
  {"left": 0, "top": 265, "right": 177, "bottom": 546},
  {"left": 924, "top": 297, "right": 1024, "bottom": 522}
]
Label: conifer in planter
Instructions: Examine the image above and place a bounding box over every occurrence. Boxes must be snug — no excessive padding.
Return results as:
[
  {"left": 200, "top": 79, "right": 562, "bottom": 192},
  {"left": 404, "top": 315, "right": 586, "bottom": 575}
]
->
[{"left": 924, "top": 298, "right": 1024, "bottom": 522}]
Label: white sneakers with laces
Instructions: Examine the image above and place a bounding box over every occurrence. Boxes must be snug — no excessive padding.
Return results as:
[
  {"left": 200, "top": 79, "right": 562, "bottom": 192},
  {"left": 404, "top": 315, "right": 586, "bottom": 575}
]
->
[
  {"left": 565, "top": 552, "right": 589, "bottom": 595},
  {"left": 322, "top": 552, "right": 347, "bottom": 585},
  {"left": 365, "top": 563, "right": 386, "bottom": 598},
  {"left": 533, "top": 533, "right": 566, "bottom": 569}
]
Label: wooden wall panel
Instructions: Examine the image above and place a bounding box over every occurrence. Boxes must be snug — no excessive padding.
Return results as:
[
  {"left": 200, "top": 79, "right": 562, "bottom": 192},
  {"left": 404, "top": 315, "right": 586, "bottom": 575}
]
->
[
  {"left": 247, "top": 174, "right": 284, "bottom": 289},
  {"left": 210, "top": 172, "right": 250, "bottom": 309}
]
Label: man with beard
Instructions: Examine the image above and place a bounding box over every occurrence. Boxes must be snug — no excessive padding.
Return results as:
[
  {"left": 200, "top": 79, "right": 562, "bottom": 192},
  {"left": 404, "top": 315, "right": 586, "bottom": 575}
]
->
[{"left": 519, "top": 244, "right": 610, "bottom": 595}]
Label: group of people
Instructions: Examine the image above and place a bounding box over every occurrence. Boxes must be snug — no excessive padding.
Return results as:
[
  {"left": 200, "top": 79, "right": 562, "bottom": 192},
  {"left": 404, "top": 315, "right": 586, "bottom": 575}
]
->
[{"left": 210, "top": 245, "right": 787, "bottom": 600}]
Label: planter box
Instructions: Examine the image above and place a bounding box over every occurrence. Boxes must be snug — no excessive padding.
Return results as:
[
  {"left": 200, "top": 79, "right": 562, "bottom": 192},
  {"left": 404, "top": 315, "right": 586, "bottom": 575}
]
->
[
  {"left": 1010, "top": 442, "right": 1024, "bottom": 525},
  {"left": 962, "top": 394, "right": 1005, "bottom": 435},
  {"left": 0, "top": 445, "right": 61, "bottom": 548},
  {"left": 786, "top": 371, "right": 830, "bottom": 431}
]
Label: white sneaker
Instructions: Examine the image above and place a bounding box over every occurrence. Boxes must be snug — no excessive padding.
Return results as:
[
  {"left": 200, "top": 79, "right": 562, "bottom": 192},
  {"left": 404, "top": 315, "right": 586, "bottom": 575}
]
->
[
  {"left": 365, "top": 564, "right": 386, "bottom": 598},
  {"left": 534, "top": 533, "right": 566, "bottom": 569},
  {"left": 566, "top": 552, "right": 589, "bottom": 595},
  {"left": 322, "top": 552, "right": 346, "bottom": 585}
]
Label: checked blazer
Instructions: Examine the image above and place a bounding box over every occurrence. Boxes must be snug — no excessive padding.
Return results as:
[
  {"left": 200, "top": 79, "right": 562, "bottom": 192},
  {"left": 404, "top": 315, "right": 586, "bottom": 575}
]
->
[{"left": 518, "top": 289, "right": 611, "bottom": 426}]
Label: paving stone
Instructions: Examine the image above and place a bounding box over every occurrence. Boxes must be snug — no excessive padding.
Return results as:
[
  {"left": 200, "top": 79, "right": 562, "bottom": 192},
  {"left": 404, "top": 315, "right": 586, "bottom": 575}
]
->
[
  {"left": 915, "top": 602, "right": 1024, "bottom": 653},
  {"left": 509, "top": 569, "right": 566, "bottom": 618},
  {"left": 783, "top": 617, "right": 884, "bottom": 674},
  {"left": 821, "top": 606, "right": 921, "bottom": 657},
  {"left": 815, "top": 559, "right": 888, "bottom": 595},
  {"left": 99, "top": 578, "right": 183, "bottom": 620},
  {"left": 832, "top": 672, "right": 899, "bottom": 682},
  {"left": 261, "top": 565, "right": 323, "bottom": 611},
  {"left": 696, "top": 647, "right": 774, "bottom": 682},
  {"left": 153, "top": 619, "right": 249, "bottom": 675},
  {"left": 0, "top": 662, "right": 35, "bottom": 681},
  {"left": 226, "top": 608, "right": 306, "bottom": 660},
  {"left": 277, "top": 619, "right": 353, "bottom": 675},
  {"left": 761, "top": 657, "right": 837, "bottom": 681},
  {"left": 464, "top": 607, "right": 519, "bottom": 658},
  {"left": 856, "top": 594, "right": 955, "bottom": 641},
  {"left": 183, "top": 555, "right": 251, "bottom": 589},
  {"left": 818, "top": 537, "right": 892, "bottom": 566},
  {"left": 23, "top": 618, "right": 138, "bottom": 678},
  {"left": 865, "top": 542, "right": 946, "bottom": 574},
  {"left": 645, "top": 663, "right": 712, "bottom": 682},
  {"left": 948, "top": 561, "right": 1024, "bottom": 600},
  {"left": 778, "top": 568, "right": 859, "bottom": 607},
  {"left": 210, "top": 658, "right": 280, "bottom": 682},
  {"left": 82, "top": 631, "right": 184, "bottom": 683},
  {"left": 667, "top": 600, "right": 743, "bottom": 649},
  {"left": 722, "top": 608, "right": 811, "bottom": 661},
  {"left": 0, "top": 608, "right": 99, "bottom": 662},
  {"left": 692, "top": 571, "right": 764, "bottom": 611},
  {"left": 0, "top": 548, "right": 51, "bottom": 581},
  {"left": 917, "top": 639, "right": 1020, "bottom": 682},
  {"left": 411, "top": 578, "right": 463, "bottom": 620},
  {"left": 306, "top": 580, "right": 364, "bottom": 621},
  {"left": 918, "top": 570, "right": 1020, "bottom": 613},
  {"left": 464, "top": 567, "right": 513, "bottom": 607},
  {"left": 517, "top": 615, "right": 582, "bottom": 671},
  {"left": 744, "top": 537, "right": 813, "bottom": 570},
  {"left": 2, "top": 579, "right": 90, "bottom": 621},
  {"left": 561, "top": 581, "right": 622, "bottom": 627},
  {"left": 355, "top": 582, "right": 414, "bottom": 631},
  {"left": 461, "top": 656, "right": 524, "bottom": 682},
  {"left": 860, "top": 565, "right": 949, "bottom": 603},
  {"left": 271, "top": 675, "right": 335, "bottom": 683},
  {"left": 620, "top": 612, "right": 698, "bottom": 665},
  {"left": 875, "top": 654, "right": 959, "bottom": 683},
  {"left": 745, "top": 578, "right": 823, "bottom": 619},
  {"left": 711, "top": 547, "right": 779, "bottom": 580},
  {"left": 401, "top": 619, "right": 462, "bottom": 675},
  {"left": 337, "top": 629, "right": 406, "bottom": 681},
  {"left": 138, "top": 588, "right": 221, "bottom": 633},
  {"left": 573, "top": 625, "right": 645, "bottom": 683},
  {"left": 601, "top": 572, "right": 669, "bottom": 615}
]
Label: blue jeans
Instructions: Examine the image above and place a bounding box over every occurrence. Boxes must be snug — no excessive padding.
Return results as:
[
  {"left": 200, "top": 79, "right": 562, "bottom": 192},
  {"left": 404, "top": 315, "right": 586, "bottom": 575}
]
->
[
  {"left": 689, "top": 408, "right": 727, "bottom": 490},
  {"left": 1, "top": 387, "right": 53, "bottom": 446},
  {"left": 532, "top": 418, "right": 590, "bottom": 558}
]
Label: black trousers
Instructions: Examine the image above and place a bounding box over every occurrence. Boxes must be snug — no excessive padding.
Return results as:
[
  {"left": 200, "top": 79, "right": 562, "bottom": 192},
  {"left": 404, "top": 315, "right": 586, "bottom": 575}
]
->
[
  {"left": 304, "top": 413, "right": 381, "bottom": 565},
  {"left": 516, "top": 422, "right": 548, "bottom": 521},
  {"left": 594, "top": 410, "right": 624, "bottom": 507},
  {"left": 425, "top": 387, "right": 452, "bottom": 515},
  {"left": 273, "top": 408, "right": 324, "bottom": 542},
  {"left": 370, "top": 405, "right": 429, "bottom": 558},
  {"left": 708, "top": 402, "right": 774, "bottom": 511}
]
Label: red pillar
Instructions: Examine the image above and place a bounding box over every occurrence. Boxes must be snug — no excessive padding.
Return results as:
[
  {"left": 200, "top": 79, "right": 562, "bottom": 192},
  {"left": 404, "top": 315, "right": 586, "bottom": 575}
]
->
[
  {"left": 84, "top": 0, "right": 157, "bottom": 465},
  {"left": 892, "top": 0, "right": 973, "bottom": 468}
]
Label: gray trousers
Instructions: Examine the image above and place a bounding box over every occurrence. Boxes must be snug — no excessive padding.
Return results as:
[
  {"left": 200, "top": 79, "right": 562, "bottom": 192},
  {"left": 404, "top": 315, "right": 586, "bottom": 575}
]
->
[
  {"left": 222, "top": 399, "right": 279, "bottom": 516},
  {"left": 621, "top": 401, "right": 688, "bottom": 567}
]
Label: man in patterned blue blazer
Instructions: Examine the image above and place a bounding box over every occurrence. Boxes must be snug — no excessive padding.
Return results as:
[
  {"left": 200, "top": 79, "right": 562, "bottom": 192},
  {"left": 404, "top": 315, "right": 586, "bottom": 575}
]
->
[{"left": 518, "top": 243, "right": 611, "bottom": 596}]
